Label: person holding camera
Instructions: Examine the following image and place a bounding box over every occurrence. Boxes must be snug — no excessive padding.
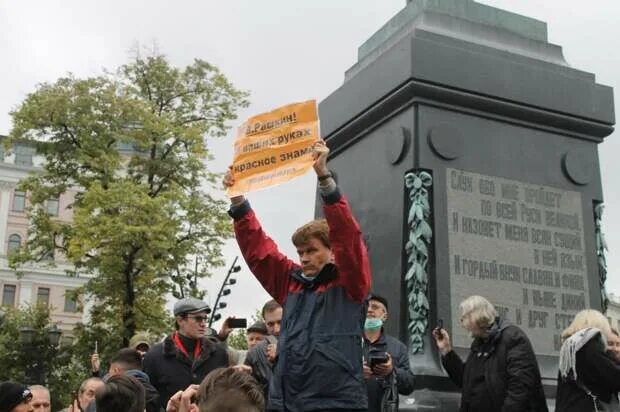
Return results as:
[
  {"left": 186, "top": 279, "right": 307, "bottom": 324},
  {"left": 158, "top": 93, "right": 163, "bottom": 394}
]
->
[
  {"left": 363, "top": 294, "right": 415, "bottom": 412},
  {"left": 431, "top": 295, "right": 548, "bottom": 412}
]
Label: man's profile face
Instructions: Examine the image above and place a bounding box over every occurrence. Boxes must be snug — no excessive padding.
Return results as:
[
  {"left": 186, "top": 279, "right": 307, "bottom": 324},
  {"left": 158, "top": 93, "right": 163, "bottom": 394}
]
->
[
  {"left": 30, "top": 388, "right": 50, "bottom": 412},
  {"left": 296, "top": 237, "right": 332, "bottom": 277},
  {"left": 366, "top": 299, "right": 388, "bottom": 322},
  {"left": 264, "top": 308, "right": 283, "bottom": 337},
  {"left": 177, "top": 310, "right": 209, "bottom": 339},
  {"left": 79, "top": 379, "right": 104, "bottom": 409},
  {"left": 247, "top": 331, "right": 266, "bottom": 350}
]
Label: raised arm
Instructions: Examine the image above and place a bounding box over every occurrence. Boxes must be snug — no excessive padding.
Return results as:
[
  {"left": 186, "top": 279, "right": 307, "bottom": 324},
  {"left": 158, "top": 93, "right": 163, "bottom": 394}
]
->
[
  {"left": 225, "top": 171, "right": 297, "bottom": 304},
  {"left": 314, "top": 142, "right": 371, "bottom": 303},
  {"left": 229, "top": 201, "right": 297, "bottom": 304}
]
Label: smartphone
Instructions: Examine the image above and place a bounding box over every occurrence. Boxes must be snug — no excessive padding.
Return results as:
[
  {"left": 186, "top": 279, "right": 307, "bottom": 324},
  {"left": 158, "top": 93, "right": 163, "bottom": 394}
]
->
[
  {"left": 369, "top": 352, "right": 389, "bottom": 367},
  {"left": 436, "top": 319, "right": 444, "bottom": 341},
  {"left": 228, "top": 318, "right": 247, "bottom": 329}
]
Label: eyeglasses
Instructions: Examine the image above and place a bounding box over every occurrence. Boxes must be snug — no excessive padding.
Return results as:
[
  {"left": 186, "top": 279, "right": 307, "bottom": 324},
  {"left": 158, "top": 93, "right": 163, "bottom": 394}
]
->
[{"left": 187, "top": 315, "right": 208, "bottom": 323}]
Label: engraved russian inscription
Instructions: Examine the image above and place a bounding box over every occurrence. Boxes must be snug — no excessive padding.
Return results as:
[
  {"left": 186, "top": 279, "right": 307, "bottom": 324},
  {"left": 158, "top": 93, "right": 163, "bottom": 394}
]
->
[{"left": 447, "top": 168, "right": 589, "bottom": 356}]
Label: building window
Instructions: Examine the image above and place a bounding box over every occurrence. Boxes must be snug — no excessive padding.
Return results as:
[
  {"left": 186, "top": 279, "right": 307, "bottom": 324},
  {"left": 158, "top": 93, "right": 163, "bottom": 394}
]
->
[
  {"left": 14, "top": 145, "right": 35, "bottom": 166},
  {"left": 12, "top": 191, "right": 26, "bottom": 212},
  {"left": 64, "top": 293, "right": 78, "bottom": 313},
  {"left": 47, "top": 198, "right": 60, "bottom": 216},
  {"left": 37, "top": 287, "right": 50, "bottom": 306},
  {"left": 7, "top": 234, "right": 21, "bottom": 253},
  {"left": 2, "top": 285, "right": 16, "bottom": 306}
]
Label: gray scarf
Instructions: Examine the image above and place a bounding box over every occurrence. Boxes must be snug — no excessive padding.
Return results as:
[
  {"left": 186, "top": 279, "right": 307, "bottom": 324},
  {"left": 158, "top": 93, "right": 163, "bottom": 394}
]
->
[{"left": 559, "top": 327, "right": 603, "bottom": 381}]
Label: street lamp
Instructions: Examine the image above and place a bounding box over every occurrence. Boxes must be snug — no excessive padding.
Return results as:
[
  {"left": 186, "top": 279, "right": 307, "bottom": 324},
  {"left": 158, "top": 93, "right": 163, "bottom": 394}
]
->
[{"left": 208, "top": 256, "right": 241, "bottom": 328}]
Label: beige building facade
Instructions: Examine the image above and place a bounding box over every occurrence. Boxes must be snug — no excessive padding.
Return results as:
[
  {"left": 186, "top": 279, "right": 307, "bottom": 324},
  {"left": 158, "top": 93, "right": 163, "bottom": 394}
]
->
[
  {"left": 0, "top": 138, "right": 88, "bottom": 338},
  {"left": 607, "top": 293, "right": 620, "bottom": 333}
]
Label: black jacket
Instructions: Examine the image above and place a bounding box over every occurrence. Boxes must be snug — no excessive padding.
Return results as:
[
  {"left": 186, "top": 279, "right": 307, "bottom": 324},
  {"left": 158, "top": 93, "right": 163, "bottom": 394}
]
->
[
  {"left": 556, "top": 334, "right": 620, "bottom": 411},
  {"left": 363, "top": 332, "right": 415, "bottom": 412},
  {"left": 143, "top": 334, "right": 229, "bottom": 410},
  {"left": 442, "top": 318, "right": 548, "bottom": 412}
]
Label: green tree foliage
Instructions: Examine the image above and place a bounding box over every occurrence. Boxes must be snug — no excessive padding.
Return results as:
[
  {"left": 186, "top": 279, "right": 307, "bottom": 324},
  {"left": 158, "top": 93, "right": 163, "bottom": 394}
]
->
[
  {"left": 8, "top": 53, "right": 249, "bottom": 345},
  {"left": 0, "top": 304, "right": 84, "bottom": 411},
  {"left": 227, "top": 328, "right": 248, "bottom": 350}
]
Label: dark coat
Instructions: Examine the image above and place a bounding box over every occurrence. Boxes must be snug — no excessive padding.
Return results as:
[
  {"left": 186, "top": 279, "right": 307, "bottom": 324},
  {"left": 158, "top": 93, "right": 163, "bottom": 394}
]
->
[
  {"left": 244, "top": 335, "right": 277, "bottom": 400},
  {"left": 442, "top": 319, "right": 548, "bottom": 412},
  {"left": 231, "top": 188, "right": 372, "bottom": 411},
  {"left": 363, "top": 332, "right": 415, "bottom": 412},
  {"left": 143, "top": 334, "right": 229, "bottom": 410},
  {"left": 555, "top": 333, "right": 620, "bottom": 411}
]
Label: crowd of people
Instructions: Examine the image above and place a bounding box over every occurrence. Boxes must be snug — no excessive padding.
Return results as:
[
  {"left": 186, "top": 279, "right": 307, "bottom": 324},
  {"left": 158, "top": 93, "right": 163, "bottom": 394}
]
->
[{"left": 2, "top": 142, "right": 619, "bottom": 412}]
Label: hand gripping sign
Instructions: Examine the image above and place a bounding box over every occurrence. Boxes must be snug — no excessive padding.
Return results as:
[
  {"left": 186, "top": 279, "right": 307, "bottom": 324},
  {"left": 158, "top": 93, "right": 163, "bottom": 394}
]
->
[{"left": 227, "top": 100, "right": 320, "bottom": 197}]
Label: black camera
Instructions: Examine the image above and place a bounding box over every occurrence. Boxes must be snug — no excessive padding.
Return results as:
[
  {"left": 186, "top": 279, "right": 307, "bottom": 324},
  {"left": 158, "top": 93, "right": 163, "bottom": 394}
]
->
[{"left": 368, "top": 352, "right": 389, "bottom": 367}]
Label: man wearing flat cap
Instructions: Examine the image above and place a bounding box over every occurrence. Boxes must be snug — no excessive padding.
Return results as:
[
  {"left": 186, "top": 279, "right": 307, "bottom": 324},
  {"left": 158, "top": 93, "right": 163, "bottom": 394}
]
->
[
  {"left": 0, "top": 382, "right": 33, "bottom": 412},
  {"left": 143, "top": 297, "right": 229, "bottom": 410}
]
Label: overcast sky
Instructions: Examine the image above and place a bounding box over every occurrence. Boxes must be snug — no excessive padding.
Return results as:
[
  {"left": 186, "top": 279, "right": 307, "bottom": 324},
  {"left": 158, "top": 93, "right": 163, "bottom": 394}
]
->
[{"left": 1, "top": 0, "right": 618, "bottom": 326}]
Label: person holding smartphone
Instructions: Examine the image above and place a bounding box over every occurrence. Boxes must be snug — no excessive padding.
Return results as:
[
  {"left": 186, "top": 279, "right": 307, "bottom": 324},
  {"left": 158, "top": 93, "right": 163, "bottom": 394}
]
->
[
  {"left": 431, "top": 295, "right": 548, "bottom": 412},
  {"left": 363, "top": 294, "right": 415, "bottom": 412}
]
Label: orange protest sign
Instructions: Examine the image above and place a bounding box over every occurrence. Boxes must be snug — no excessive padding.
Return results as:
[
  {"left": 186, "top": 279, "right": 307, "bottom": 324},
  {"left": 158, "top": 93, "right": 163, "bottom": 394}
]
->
[{"left": 227, "top": 100, "right": 320, "bottom": 197}]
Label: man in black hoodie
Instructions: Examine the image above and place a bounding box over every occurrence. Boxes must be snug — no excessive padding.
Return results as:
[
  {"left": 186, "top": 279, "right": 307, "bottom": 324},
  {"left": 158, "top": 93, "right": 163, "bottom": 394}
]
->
[{"left": 107, "top": 348, "right": 161, "bottom": 412}]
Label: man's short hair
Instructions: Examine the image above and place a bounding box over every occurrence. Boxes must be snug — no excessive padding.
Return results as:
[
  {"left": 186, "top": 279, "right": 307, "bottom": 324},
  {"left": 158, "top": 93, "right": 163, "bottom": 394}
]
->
[
  {"left": 198, "top": 367, "right": 264, "bottom": 412},
  {"left": 200, "top": 389, "right": 261, "bottom": 412},
  {"left": 80, "top": 377, "right": 103, "bottom": 394},
  {"left": 109, "top": 348, "right": 143, "bottom": 371},
  {"left": 369, "top": 294, "right": 389, "bottom": 312},
  {"left": 291, "top": 219, "right": 330, "bottom": 249},
  {"left": 95, "top": 374, "right": 145, "bottom": 412},
  {"left": 28, "top": 385, "right": 50, "bottom": 397},
  {"left": 261, "top": 299, "right": 282, "bottom": 319}
]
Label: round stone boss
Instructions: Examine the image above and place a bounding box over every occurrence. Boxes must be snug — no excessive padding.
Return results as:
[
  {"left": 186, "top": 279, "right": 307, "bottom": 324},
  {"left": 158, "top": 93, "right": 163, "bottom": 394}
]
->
[
  {"left": 386, "top": 126, "right": 411, "bottom": 165},
  {"left": 428, "top": 123, "right": 464, "bottom": 160},
  {"left": 562, "top": 148, "right": 595, "bottom": 185}
]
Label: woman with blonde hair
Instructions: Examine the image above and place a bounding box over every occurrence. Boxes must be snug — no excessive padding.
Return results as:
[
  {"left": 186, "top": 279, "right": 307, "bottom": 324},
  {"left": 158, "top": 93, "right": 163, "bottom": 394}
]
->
[
  {"left": 432, "top": 295, "right": 548, "bottom": 412},
  {"left": 556, "top": 309, "right": 620, "bottom": 411}
]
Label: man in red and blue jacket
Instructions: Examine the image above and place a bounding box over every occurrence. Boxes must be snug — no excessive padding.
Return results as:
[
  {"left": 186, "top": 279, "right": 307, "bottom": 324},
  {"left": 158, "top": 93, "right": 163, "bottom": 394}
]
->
[{"left": 224, "top": 141, "right": 372, "bottom": 411}]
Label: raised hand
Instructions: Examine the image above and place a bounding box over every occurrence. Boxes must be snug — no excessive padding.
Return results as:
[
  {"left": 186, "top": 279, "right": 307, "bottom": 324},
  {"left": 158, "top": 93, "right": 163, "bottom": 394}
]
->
[{"left": 312, "top": 140, "right": 330, "bottom": 176}]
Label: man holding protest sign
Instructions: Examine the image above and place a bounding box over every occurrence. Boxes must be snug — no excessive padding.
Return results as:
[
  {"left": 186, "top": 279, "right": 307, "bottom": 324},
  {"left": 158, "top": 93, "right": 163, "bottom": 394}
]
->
[{"left": 224, "top": 107, "right": 372, "bottom": 411}]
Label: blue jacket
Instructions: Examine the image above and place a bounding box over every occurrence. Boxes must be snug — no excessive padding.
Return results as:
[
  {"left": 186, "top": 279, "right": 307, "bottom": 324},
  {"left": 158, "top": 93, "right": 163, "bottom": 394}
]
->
[{"left": 231, "top": 188, "right": 372, "bottom": 411}]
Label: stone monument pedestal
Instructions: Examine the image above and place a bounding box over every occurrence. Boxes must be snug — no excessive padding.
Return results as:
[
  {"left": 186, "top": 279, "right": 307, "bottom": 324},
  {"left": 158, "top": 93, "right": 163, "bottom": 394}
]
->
[{"left": 318, "top": 1, "right": 614, "bottom": 410}]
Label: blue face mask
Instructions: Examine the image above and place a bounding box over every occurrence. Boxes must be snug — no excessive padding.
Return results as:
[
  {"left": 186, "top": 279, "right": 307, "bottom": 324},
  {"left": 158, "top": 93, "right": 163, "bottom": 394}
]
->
[{"left": 364, "top": 318, "right": 383, "bottom": 331}]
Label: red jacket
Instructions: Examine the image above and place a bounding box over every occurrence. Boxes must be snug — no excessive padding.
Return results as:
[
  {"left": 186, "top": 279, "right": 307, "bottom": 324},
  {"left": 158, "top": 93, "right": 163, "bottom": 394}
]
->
[{"left": 230, "top": 187, "right": 372, "bottom": 411}]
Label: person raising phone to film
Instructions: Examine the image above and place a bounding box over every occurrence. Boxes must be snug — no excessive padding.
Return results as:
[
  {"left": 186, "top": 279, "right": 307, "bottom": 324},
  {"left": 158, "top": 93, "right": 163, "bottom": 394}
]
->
[{"left": 432, "top": 295, "right": 548, "bottom": 412}]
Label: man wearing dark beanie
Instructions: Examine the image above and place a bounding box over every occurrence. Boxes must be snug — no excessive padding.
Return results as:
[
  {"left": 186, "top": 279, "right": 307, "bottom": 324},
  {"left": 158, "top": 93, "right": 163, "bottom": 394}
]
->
[
  {"left": 363, "top": 294, "right": 415, "bottom": 412},
  {"left": 0, "top": 382, "right": 33, "bottom": 412}
]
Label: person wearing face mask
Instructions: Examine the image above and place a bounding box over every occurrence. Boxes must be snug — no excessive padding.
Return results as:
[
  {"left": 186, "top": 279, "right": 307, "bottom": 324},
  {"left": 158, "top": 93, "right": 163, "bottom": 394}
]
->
[
  {"left": 363, "top": 294, "right": 415, "bottom": 412},
  {"left": 432, "top": 295, "right": 548, "bottom": 412}
]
